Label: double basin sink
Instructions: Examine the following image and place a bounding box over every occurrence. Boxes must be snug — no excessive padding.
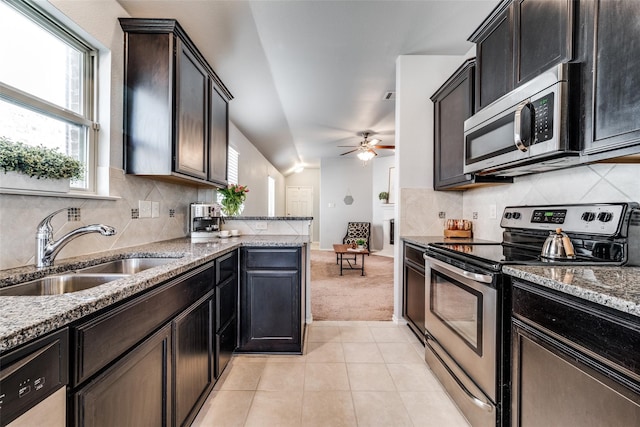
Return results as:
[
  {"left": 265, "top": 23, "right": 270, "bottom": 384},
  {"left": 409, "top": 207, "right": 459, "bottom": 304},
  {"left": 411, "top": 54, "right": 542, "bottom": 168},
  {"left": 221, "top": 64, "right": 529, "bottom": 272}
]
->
[{"left": 0, "top": 257, "right": 180, "bottom": 297}]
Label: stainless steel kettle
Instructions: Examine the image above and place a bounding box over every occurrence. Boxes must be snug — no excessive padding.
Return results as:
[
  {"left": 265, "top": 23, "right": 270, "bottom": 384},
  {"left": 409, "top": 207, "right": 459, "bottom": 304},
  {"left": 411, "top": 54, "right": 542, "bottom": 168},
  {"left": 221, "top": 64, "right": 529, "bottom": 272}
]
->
[{"left": 541, "top": 228, "right": 575, "bottom": 259}]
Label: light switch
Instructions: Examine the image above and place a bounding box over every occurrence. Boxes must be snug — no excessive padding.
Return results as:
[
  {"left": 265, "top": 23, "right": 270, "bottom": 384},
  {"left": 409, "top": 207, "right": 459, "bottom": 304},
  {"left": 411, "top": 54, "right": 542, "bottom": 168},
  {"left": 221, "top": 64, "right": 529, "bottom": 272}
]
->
[
  {"left": 254, "top": 221, "right": 268, "bottom": 230},
  {"left": 489, "top": 204, "right": 497, "bottom": 219},
  {"left": 151, "top": 202, "right": 160, "bottom": 218}
]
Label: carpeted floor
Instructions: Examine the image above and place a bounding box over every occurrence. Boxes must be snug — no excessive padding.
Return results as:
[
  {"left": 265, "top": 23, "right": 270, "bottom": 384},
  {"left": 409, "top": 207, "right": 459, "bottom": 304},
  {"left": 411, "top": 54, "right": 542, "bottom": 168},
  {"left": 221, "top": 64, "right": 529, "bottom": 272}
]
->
[{"left": 310, "top": 249, "right": 394, "bottom": 321}]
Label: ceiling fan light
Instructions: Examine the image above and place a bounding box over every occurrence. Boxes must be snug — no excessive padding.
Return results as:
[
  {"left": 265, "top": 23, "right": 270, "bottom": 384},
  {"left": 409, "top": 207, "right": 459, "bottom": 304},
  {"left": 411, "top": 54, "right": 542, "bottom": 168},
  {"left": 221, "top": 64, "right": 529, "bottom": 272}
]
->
[{"left": 357, "top": 149, "right": 376, "bottom": 162}]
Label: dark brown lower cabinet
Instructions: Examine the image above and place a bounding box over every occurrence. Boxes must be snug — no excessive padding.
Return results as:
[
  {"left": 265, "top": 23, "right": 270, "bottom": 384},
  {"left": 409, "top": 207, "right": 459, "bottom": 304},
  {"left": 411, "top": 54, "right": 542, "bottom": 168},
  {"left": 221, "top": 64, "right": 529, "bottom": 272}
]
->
[
  {"left": 402, "top": 242, "right": 426, "bottom": 340},
  {"left": 239, "top": 247, "right": 304, "bottom": 353},
  {"left": 74, "top": 324, "right": 172, "bottom": 427},
  {"left": 216, "top": 317, "right": 236, "bottom": 378},
  {"left": 173, "top": 292, "right": 215, "bottom": 427}
]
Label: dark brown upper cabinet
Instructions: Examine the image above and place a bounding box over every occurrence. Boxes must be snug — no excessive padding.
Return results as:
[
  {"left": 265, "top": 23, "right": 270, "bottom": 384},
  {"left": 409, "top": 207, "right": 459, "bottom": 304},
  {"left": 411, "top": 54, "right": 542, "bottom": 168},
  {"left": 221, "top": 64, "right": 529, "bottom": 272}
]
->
[
  {"left": 579, "top": 0, "right": 640, "bottom": 160},
  {"left": 119, "top": 18, "right": 232, "bottom": 187},
  {"left": 470, "top": 0, "right": 574, "bottom": 112},
  {"left": 431, "top": 59, "right": 512, "bottom": 190}
]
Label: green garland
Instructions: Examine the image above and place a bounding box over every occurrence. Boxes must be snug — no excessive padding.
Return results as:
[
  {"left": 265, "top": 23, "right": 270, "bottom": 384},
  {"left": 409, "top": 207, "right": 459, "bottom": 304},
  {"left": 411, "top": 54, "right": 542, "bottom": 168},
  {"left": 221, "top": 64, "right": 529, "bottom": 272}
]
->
[{"left": 0, "top": 137, "right": 83, "bottom": 180}]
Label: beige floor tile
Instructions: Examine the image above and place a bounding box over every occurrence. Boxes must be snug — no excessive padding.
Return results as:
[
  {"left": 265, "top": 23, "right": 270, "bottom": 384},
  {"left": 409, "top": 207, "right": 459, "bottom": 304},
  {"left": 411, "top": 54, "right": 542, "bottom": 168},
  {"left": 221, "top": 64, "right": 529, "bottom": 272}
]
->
[
  {"left": 306, "top": 342, "right": 345, "bottom": 363},
  {"left": 191, "top": 390, "right": 254, "bottom": 426},
  {"left": 339, "top": 326, "right": 375, "bottom": 342},
  {"left": 347, "top": 363, "right": 396, "bottom": 391},
  {"left": 257, "top": 362, "right": 305, "bottom": 391},
  {"left": 351, "top": 391, "right": 413, "bottom": 426},
  {"left": 387, "top": 363, "right": 443, "bottom": 391},
  {"left": 304, "top": 362, "right": 350, "bottom": 391},
  {"left": 378, "top": 342, "right": 427, "bottom": 364},
  {"left": 232, "top": 354, "right": 271, "bottom": 364},
  {"left": 342, "top": 342, "right": 385, "bottom": 363},
  {"left": 265, "top": 354, "right": 307, "bottom": 363},
  {"left": 311, "top": 320, "right": 344, "bottom": 327},
  {"left": 219, "top": 362, "right": 265, "bottom": 390},
  {"left": 301, "top": 391, "right": 357, "bottom": 427},
  {"left": 367, "top": 321, "right": 398, "bottom": 328},
  {"left": 244, "top": 391, "right": 304, "bottom": 427},
  {"left": 308, "top": 325, "right": 342, "bottom": 342},
  {"left": 400, "top": 391, "right": 470, "bottom": 426},
  {"left": 370, "top": 327, "right": 411, "bottom": 343}
]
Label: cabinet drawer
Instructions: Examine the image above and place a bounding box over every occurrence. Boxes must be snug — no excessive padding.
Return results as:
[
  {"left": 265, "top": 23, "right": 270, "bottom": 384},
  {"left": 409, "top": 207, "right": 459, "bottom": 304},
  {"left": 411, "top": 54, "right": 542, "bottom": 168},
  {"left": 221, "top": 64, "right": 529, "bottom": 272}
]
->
[
  {"left": 244, "top": 247, "right": 300, "bottom": 269},
  {"left": 73, "top": 263, "right": 214, "bottom": 386},
  {"left": 404, "top": 244, "right": 426, "bottom": 267},
  {"left": 215, "top": 250, "right": 237, "bottom": 284},
  {"left": 216, "top": 275, "right": 237, "bottom": 332}
]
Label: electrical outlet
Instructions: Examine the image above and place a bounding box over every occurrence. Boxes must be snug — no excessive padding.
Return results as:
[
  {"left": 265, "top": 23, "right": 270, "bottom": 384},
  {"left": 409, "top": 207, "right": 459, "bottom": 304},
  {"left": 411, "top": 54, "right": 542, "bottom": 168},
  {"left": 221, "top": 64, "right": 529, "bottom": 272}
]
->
[
  {"left": 139, "top": 200, "right": 152, "bottom": 218},
  {"left": 489, "top": 204, "right": 497, "bottom": 219},
  {"left": 151, "top": 202, "right": 160, "bottom": 218},
  {"left": 473, "top": 212, "right": 478, "bottom": 220},
  {"left": 438, "top": 212, "right": 446, "bottom": 219},
  {"left": 328, "top": 202, "right": 335, "bottom": 208},
  {"left": 254, "top": 221, "right": 268, "bottom": 230}
]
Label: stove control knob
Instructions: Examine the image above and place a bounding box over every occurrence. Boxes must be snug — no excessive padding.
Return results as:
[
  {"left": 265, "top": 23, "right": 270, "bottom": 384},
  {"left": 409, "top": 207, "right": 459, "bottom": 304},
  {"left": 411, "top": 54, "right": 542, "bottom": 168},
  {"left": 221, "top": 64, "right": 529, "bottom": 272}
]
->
[
  {"left": 597, "top": 212, "right": 613, "bottom": 222},
  {"left": 512, "top": 212, "right": 521, "bottom": 220},
  {"left": 581, "top": 212, "right": 596, "bottom": 222},
  {"left": 504, "top": 212, "right": 513, "bottom": 219}
]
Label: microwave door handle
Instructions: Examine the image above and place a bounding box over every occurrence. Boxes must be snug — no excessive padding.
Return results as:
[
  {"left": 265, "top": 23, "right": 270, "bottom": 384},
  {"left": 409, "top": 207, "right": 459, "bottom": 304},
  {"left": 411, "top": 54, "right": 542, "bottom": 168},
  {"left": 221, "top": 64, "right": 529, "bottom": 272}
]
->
[{"left": 514, "top": 99, "right": 532, "bottom": 152}]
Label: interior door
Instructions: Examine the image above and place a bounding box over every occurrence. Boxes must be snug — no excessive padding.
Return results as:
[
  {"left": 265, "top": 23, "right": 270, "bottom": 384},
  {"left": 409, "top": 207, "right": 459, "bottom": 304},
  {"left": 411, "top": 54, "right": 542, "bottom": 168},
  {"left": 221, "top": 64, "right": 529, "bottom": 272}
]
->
[{"left": 286, "top": 186, "right": 313, "bottom": 217}]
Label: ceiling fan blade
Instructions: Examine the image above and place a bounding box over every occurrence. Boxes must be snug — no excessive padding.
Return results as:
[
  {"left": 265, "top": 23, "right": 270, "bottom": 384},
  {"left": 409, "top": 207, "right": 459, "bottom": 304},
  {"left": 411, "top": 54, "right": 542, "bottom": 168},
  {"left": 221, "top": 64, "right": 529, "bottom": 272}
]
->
[
  {"left": 337, "top": 145, "right": 360, "bottom": 148},
  {"left": 369, "top": 138, "right": 382, "bottom": 146},
  {"left": 375, "top": 145, "right": 396, "bottom": 149},
  {"left": 340, "top": 148, "right": 360, "bottom": 156}
]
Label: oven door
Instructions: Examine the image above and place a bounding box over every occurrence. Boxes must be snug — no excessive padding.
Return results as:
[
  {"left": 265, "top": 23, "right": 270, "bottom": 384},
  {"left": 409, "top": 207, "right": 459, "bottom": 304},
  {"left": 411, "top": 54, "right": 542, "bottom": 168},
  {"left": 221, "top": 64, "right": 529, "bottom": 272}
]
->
[{"left": 424, "top": 255, "right": 497, "bottom": 401}]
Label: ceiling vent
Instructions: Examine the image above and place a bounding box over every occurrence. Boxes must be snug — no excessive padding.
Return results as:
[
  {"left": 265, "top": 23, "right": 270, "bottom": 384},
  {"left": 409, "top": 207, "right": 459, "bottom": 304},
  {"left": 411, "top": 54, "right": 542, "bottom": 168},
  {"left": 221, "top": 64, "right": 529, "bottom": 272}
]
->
[{"left": 383, "top": 91, "right": 396, "bottom": 101}]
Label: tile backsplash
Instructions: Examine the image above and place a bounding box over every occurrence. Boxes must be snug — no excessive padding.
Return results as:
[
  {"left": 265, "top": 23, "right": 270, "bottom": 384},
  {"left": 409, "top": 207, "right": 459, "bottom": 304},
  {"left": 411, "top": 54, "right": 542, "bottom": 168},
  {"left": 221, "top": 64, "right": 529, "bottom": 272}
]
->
[{"left": 0, "top": 168, "right": 198, "bottom": 270}]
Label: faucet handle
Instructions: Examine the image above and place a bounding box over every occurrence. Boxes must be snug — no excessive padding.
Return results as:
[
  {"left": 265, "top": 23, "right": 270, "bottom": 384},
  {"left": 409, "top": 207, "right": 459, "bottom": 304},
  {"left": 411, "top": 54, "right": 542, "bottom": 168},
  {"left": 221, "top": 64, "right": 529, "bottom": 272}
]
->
[{"left": 37, "top": 208, "right": 70, "bottom": 236}]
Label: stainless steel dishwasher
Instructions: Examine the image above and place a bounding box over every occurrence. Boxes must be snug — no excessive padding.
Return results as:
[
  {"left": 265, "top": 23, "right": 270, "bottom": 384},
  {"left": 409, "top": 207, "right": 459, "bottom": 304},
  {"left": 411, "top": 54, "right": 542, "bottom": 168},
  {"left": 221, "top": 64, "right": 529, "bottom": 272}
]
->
[{"left": 0, "top": 329, "right": 68, "bottom": 427}]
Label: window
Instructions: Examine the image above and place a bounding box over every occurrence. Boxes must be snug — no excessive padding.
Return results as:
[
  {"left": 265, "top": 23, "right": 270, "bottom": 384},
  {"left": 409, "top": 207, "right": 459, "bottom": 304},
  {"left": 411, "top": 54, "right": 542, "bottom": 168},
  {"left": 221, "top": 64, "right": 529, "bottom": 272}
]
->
[
  {"left": 268, "top": 176, "right": 275, "bottom": 217},
  {"left": 0, "top": 0, "right": 97, "bottom": 191},
  {"left": 217, "top": 146, "right": 239, "bottom": 203}
]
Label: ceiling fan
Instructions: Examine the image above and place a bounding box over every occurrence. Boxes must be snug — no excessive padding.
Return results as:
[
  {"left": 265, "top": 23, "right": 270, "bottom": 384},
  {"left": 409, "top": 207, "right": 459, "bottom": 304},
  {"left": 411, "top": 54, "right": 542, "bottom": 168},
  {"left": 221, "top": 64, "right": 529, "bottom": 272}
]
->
[{"left": 338, "top": 131, "right": 395, "bottom": 161}]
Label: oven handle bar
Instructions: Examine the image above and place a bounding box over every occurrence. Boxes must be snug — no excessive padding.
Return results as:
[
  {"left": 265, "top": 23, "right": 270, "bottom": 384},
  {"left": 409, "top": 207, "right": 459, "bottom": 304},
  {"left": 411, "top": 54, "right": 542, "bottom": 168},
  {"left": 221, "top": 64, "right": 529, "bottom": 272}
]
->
[
  {"left": 424, "top": 255, "right": 493, "bottom": 284},
  {"left": 426, "top": 334, "right": 495, "bottom": 413}
]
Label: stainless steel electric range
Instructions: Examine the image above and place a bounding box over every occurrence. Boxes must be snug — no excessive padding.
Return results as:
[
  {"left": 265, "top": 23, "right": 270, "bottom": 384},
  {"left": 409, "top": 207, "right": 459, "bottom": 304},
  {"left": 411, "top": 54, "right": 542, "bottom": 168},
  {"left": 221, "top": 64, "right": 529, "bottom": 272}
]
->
[{"left": 423, "top": 202, "right": 640, "bottom": 427}]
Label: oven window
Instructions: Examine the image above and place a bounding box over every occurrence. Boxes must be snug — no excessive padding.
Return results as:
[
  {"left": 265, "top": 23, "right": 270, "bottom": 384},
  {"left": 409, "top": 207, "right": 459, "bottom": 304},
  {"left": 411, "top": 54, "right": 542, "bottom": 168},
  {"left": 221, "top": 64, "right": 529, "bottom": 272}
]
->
[{"left": 431, "top": 271, "right": 483, "bottom": 355}]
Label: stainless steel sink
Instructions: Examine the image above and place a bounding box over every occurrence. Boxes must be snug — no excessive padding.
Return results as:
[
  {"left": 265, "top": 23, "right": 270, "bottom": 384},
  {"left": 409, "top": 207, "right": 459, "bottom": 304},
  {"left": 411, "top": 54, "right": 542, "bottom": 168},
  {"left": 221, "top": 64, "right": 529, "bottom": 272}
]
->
[
  {"left": 78, "top": 257, "right": 179, "bottom": 274},
  {"left": 0, "top": 274, "right": 129, "bottom": 296}
]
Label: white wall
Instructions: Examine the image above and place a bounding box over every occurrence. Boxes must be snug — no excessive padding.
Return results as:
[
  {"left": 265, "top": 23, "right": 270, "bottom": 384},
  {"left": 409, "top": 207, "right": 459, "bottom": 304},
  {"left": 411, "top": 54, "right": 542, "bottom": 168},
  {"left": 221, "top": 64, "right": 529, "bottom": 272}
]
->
[
  {"left": 319, "top": 157, "right": 373, "bottom": 249},
  {"left": 285, "top": 168, "right": 320, "bottom": 241}
]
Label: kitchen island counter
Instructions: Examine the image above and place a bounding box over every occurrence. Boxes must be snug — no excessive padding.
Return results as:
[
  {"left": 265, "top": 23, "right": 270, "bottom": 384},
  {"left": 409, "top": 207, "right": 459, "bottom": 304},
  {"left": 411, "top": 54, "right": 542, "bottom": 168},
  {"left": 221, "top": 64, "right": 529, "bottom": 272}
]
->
[
  {"left": 504, "top": 265, "right": 640, "bottom": 318},
  {"left": 0, "top": 235, "right": 308, "bottom": 352}
]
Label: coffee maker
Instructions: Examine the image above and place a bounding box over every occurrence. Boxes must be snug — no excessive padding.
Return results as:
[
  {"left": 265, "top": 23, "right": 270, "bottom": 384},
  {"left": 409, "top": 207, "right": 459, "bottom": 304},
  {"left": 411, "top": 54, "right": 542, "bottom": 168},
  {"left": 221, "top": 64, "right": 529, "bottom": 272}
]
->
[{"left": 189, "top": 203, "right": 223, "bottom": 239}]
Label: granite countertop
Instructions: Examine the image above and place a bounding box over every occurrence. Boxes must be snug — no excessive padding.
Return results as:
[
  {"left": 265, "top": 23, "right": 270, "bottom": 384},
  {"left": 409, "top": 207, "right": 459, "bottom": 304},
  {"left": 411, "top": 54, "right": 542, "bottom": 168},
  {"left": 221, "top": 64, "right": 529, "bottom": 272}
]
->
[
  {"left": 504, "top": 265, "right": 640, "bottom": 318},
  {"left": 0, "top": 235, "right": 308, "bottom": 352}
]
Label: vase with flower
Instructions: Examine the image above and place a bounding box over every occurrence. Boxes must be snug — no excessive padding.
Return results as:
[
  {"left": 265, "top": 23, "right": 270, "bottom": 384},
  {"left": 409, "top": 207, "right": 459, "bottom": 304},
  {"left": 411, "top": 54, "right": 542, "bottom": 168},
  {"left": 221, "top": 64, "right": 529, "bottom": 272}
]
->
[{"left": 218, "top": 184, "right": 249, "bottom": 216}]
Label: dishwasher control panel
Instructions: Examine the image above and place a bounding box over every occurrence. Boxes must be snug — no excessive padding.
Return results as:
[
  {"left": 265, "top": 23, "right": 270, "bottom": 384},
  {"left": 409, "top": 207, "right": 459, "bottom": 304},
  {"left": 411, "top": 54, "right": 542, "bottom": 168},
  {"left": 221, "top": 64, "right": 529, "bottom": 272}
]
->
[{"left": 0, "top": 329, "right": 68, "bottom": 426}]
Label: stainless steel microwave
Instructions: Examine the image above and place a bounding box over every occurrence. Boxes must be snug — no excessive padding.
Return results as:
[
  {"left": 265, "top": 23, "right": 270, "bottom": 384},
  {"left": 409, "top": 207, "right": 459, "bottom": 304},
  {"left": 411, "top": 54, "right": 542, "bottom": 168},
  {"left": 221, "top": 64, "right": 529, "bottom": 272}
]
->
[{"left": 463, "top": 63, "right": 581, "bottom": 177}]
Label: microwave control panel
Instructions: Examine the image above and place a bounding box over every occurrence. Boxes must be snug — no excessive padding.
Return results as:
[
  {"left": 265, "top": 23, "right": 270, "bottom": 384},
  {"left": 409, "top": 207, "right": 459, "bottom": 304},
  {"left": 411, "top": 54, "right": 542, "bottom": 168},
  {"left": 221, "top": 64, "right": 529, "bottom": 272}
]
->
[{"left": 532, "top": 93, "right": 554, "bottom": 144}]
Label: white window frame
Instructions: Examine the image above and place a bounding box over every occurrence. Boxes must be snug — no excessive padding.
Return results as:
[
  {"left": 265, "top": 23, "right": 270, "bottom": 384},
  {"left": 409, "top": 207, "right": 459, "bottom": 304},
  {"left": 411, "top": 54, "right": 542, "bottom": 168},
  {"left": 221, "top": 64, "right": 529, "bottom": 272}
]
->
[
  {"left": 267, "top": 175, "right": 275, "bottom": 217},
  {"left": 0, "top": 0, "right": 98, "bottom": 193}
]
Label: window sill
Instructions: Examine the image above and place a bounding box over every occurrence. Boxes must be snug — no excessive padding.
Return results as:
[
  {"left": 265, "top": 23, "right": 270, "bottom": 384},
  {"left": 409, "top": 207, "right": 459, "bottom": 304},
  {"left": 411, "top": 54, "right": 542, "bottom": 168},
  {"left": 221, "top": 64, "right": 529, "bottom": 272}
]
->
[{"left": 0, "top": 188, "right": 120, "bottom": 201}]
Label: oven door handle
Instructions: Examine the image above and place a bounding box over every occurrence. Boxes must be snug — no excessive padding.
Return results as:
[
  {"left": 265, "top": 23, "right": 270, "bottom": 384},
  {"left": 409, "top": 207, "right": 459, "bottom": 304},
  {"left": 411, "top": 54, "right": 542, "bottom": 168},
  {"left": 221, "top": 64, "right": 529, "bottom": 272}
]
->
[
  {"left": 424, "top": 255, "right": 493, "bottom": 284},
  {"left": 426, "top": 334, "right": 495, "bottom": 413}
]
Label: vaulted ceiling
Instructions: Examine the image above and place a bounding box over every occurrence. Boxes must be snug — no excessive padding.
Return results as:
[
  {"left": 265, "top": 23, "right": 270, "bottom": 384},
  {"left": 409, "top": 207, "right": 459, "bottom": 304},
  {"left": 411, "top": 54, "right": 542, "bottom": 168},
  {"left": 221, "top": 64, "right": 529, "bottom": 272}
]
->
[{"left": 117, "top": 0, "right": 498, "bottom": 174}]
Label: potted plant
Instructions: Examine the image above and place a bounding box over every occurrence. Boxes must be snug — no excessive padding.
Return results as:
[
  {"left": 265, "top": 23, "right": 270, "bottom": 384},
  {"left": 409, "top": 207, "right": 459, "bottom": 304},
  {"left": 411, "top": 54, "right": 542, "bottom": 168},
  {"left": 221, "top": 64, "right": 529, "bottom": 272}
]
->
[
  {"left": 378, "top": 191, "right": 389, "bottom": 203},
  {"left": 0, "top": 137, "right": 83, "bottom": 192},
  {"left": 217, "top": 183, "right": 249, "bottom": 216},
  {"left": 356, "top": 238, "right": 366, "bottom": 250}
]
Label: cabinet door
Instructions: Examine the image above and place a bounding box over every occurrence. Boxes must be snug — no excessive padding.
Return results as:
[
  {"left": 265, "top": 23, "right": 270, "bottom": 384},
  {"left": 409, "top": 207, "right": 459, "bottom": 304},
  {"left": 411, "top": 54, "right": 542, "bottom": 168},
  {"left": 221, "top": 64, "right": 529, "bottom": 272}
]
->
[
  {"left": 240, "top": 270, "right": 301, "bottom": 352},
  {"left": 475, "top": 4, "right": 513, "bottom": 110},
  {"left": 209, "top": 84, "right": 229, "bottom": 185},
  {"left": 175, "top": 41, "right": 208, "bottom": 179},
  {"left": 432, "top": 60, "right": 475, "bottom": 190},
  {"left": 581, "top": 0, "right": 640, "bottom": 157},
  {"left": 216, "top": 275, "right": 238, "bottom": 333},
  {"left": 513, "top": 0, "right": 573, "bottom": 86},
  {"left": 173, "top": 292, "right": 214, "bottom": 427},
  {"left": 75, "top": 324, "right": 171, "bottom": 427},
  {"left": 216, "top": 317, "right": 237, "bottom": 378}
]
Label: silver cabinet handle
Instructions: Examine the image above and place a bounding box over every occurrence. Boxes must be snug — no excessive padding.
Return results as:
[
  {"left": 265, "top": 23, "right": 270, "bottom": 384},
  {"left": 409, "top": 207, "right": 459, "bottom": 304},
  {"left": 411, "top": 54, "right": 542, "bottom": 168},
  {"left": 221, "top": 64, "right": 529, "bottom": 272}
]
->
[
  {"left": 424, "top": 255, "right": 493, "bottom": 284},
  {"left": 426, "top": 335, "right": 494, "bottom": 413},
  {"left": 514, "top": 99, "right": 532, "bottom": 152}
]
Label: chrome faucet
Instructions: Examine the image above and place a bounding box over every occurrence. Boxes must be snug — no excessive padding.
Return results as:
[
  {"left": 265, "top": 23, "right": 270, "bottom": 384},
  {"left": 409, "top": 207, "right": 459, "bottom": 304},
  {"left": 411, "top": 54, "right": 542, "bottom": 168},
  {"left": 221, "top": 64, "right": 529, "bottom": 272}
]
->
[{"left": 36, "top": 208, "right": 116, "bottom": 268}]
